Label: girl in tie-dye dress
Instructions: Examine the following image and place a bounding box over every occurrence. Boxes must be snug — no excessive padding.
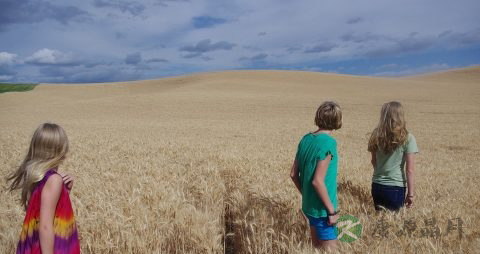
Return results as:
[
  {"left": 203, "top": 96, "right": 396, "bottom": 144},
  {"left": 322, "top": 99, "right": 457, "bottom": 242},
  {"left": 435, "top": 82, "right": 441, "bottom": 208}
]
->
[{"left": 7, "top": 123, "right": 80, "bottom": 254}]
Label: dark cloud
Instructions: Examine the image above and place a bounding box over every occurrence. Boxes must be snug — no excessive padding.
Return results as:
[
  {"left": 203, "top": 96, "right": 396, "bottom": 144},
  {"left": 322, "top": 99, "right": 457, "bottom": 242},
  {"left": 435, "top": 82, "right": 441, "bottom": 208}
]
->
[
  {"left": 239, "top": 53, "right": 268, "bottom": 61},
  {"left": 456, "top": 29, "right": 480, "bottom": 45},
  {"left": 365, "top": 37, "right": 434, "bottom": 57},
  {"left": 83, "top": 62, "right": 105, "bottom": 68},
  {"left": 439, "top": 28, "right": 480, "bottom": 46},
  {"left": 257, "top": 32, "right": 267, "bottom": 36},
  {"left": 286, "top": 45, "right": 303, "bottom": 53},
  {"left": 182, "top": 52, "right": 202, "bottom": 59},
  {"left": 0, "top": 0, "right": 89, "bottom": 30},
  {"left": 304, "top": 43, "right": 336, "bottom": 53},
  {"left": 155, "top": 0, "right": 191, "bottom": 7},
  {"left": 250, "top": 53, "right": 268, "bottom": 61},
  {"left": 115, "top": 32, "right": 126, "bottom": 40},
  {"left": 438, "top": 30, "right": 452, "bottom": 38},
  {"left": 192, "top": 16, "right": 227, "bottom": 29},
  {"left": 179, "top": 39, "right": 236, "bottom": 53},
  {"left": 94, "top": 0, "right": 145, "bottom": 16},
  {"left": 341, "top": 32, "right": 383, "bottom": 43},
  {"left": 147, "top": 58, "right": 169, "bottom": 63},
  {"left": 125, "top": 52, "right": 142, "bottom": 65},
  {"left": 242, "top": 45, "right": 263, "bottom": 51},
  {"left": 341, "top": 32, "right": 435, "bottom": 58},
  {"left": 347, "top": 17, "right": 363, "bottom": 24},
  {"left": 180, "top": 53, "right": 211, "bottom": 61}
]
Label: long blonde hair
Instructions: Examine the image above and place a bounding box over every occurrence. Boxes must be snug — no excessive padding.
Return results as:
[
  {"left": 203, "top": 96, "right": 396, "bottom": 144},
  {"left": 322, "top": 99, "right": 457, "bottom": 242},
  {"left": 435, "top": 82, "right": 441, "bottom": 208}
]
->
[
  {"left": 368, "top": 101, "right": 408, "bottom": 153},
  {"left": 7, "top": 123, "right": 69, "bottom": 209}
]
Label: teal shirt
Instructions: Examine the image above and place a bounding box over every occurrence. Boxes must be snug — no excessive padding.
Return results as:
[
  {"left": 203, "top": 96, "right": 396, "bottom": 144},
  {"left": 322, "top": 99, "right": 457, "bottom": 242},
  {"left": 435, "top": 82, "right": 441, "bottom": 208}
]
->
[
  {"left": 372, "top": 133, "right": 419, "bottom": 187},
  {"left": 296, "top": 133, "right": 338, "bottom": 218}
]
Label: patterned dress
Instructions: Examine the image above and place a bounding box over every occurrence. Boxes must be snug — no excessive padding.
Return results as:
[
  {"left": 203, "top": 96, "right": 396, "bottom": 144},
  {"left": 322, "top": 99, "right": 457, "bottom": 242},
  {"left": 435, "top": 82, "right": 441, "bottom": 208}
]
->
[{"left": 17, "top": 169, "right": 80, "bottom": 254}]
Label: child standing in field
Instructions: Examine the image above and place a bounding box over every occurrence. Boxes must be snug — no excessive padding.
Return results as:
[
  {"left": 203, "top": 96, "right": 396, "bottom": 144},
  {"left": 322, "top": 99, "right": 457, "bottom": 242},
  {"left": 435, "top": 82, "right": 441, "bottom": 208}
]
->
[
  {"left": 368, "top": 101, "right": 418, "bottom": 211},
  {"left": 290, "top": 101, "right": 342, "bottom": 251},
  {"left": 7, "top": 123, "right": 80, "bottom": 254}
]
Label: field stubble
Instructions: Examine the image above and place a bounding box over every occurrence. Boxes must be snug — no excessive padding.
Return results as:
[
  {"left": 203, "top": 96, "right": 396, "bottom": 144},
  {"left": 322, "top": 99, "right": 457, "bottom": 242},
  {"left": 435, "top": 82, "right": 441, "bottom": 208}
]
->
[{"left": 1, "top": 69, "right": 479, "bottom": 253}]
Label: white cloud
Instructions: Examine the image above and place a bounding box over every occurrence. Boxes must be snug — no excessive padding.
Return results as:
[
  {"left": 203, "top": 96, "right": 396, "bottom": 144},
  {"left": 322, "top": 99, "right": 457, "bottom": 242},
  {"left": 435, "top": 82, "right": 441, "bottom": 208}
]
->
[
  {"left": 25, "top": 48, "right": 79, "bottom": 66},
  {"left": 0, "top": 52, "right": 17, "bottom": 65}
]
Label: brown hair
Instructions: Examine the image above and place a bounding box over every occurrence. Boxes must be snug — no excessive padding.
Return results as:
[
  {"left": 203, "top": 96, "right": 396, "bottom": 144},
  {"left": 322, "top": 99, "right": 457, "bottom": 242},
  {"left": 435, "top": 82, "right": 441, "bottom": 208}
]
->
[
  {"left": 368, "top": 101, "right": 408, "bottom": 153},
  {"left": 314, "top": 101, "right": 342, "bottom": 130}
]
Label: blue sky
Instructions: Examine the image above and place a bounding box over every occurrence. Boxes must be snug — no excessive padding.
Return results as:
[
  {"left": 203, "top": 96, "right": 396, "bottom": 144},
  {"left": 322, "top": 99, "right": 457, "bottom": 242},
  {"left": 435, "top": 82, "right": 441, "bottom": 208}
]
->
[{"left": 0, "top": 0, "right": 479, "bottom": 83}]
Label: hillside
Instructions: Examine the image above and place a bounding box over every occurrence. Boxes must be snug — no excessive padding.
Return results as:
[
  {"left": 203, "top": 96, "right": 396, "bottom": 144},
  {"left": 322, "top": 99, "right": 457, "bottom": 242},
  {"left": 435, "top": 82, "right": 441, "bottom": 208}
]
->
[{"left": 1, "top": 68, "right": 479, "bottom": 253}]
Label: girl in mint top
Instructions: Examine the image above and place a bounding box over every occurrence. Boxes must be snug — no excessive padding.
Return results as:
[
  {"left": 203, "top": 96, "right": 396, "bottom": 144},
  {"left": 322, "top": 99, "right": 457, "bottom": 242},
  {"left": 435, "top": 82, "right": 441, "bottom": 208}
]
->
[
  {"left": 290, "top": 101, "right": 342, "bottom": 251},
  {"left": 368, "top": 101, "right": 418, "bottom": 211}
]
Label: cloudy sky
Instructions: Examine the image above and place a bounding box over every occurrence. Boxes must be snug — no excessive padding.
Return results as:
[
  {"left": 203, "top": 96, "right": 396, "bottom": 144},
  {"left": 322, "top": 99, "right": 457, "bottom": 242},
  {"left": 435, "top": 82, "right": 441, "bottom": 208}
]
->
[{"left": 1, "top": 0, "right": 479, "bottom": 83}]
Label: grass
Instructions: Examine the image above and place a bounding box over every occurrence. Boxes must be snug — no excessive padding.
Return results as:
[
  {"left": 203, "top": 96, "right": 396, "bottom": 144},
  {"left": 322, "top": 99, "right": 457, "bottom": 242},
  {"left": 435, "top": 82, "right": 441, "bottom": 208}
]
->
[
  {"left": 0, "top": 69, "right": 479, "bottom": 253},
  {"left": 0, "top": 83, "right": 37, "bottom": 93}
]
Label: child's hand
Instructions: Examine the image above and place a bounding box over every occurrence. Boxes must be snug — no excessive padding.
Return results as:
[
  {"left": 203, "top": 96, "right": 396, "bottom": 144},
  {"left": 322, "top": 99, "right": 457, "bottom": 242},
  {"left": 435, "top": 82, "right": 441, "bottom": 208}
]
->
[
  {"left": 59, "top": 172, "right": 74, "bottom": 191},
  {"left": 405, "top": 196, "right": 414, "bottom": 208},
  {"left": 327, "top": 214, "right": 338, "bottom": 226}
]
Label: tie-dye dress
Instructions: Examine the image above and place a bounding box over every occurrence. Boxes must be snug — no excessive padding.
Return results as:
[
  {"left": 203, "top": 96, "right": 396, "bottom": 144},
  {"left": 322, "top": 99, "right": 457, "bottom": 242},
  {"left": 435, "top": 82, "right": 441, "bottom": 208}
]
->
[{"left": 16, "top": 169, "right": 80, "bottom": 254}]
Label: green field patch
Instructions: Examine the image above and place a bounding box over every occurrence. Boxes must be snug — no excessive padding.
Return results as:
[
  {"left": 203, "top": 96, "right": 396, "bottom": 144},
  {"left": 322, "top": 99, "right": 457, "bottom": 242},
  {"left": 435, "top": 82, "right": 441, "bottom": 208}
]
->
[{"left": 0, "top": 83, "right": 38, "bottom": 94}]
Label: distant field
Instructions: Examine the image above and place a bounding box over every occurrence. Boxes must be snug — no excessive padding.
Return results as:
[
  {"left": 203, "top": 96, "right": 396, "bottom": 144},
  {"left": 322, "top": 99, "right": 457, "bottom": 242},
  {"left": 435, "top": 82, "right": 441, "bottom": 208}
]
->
[
  {"left": 0, "top": 83, "right": 37, "bottom": 93},
  {"left": 0, "top": 68, "right": 479, "bottom": 253}
]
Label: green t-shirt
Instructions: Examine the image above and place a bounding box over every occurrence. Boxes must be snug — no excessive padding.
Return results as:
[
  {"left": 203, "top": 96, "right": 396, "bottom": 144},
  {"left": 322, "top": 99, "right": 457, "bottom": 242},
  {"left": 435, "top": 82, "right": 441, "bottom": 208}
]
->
[
  {"left": 296, "top": 133, "right": 338, "bottom": 218},
  {"left": 372, "top": 133, "right": 419, "bottom": 187}
]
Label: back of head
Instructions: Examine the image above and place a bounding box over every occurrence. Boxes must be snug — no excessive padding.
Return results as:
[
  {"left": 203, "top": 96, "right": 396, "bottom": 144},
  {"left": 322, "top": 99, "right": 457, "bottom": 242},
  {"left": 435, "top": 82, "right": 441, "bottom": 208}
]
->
[
  {"left": 7, "top": 123, "right": 69, "bottom": 208},
  {"left": 368, "top": 101, "right": 408, "bottom": 153},
  {"left": 28, "top": 123, "right": 69, "bottom": 162},
  {"left": 315, "top": 101, "right": 343, "bottom": 130}
]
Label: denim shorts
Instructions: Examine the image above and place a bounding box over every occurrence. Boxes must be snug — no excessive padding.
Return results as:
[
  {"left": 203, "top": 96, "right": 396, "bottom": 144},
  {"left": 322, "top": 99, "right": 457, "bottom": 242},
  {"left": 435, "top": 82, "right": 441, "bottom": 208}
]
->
[
  {"left": 306, "top": 214, "right": 337, "bottom": 240},
  {"left": 371, "top": 182, "right": 406, "bottom": 211}
]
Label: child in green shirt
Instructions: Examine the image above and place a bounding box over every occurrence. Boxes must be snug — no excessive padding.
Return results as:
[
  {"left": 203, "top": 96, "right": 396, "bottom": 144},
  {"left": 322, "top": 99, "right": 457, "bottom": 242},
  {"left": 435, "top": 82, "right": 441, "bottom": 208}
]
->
[
  {"left": 368, "top": 101, "right": 418, "bottom": 211},
  {"left": 290, "top": 101, "right": 342, "bottom": 251}
]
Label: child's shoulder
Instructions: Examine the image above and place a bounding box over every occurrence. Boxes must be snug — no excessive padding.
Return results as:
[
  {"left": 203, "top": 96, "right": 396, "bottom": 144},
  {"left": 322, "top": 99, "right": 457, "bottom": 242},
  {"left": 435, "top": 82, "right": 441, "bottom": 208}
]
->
[
  {"left": 40, "top": 174, "right": 64, "bottom": 199},
  {"left": 406, "top": 132, "right": 416, "bottom": 143},
  {"left": 45, "top": 174, "right": 63, "bottom": 188},
  {"left": 303, "top": 132, "right": 337, "bottom": 144}
]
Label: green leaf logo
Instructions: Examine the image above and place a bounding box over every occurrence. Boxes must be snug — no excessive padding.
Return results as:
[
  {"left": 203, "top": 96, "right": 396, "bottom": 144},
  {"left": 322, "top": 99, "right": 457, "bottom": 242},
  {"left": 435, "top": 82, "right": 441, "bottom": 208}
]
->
[{"left": 334, "top": 215, "right": 362, "bottom": 243}]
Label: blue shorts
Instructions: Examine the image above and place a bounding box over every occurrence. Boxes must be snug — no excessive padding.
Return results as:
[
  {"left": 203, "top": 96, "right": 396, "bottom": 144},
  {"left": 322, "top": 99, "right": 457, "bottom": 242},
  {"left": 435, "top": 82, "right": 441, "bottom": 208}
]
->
[{"left": 306, "top": 215, "right": 337, "bottom": 240}]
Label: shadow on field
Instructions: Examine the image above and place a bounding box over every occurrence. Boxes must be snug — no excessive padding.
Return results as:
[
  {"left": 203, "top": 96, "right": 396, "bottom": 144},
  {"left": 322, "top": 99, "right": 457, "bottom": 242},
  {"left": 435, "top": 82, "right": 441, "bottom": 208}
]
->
[
  {"left": 220, "top": 169, "right": 378, "bottom": 253},
  {"left": 338, "top": 180, "right": 372, "bottom": 205},
  {"left": 221, "top": 170, "right": 309, "bottom": 254}
]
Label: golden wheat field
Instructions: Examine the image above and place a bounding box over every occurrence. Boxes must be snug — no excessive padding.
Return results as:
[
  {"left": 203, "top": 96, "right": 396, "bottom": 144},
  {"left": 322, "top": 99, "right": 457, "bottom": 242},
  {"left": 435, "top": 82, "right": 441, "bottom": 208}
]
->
[{"left": 1, "top": 67, "right": 479, "bottom": 253}]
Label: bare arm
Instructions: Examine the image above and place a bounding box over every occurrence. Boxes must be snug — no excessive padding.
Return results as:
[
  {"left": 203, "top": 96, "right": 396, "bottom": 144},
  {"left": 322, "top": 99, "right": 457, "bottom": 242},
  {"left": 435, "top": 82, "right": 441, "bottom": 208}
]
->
[
  {"left": 39, "top": 174, "right": 63, "bottom": 254},
  {"left": 311, "top": 155, "right": 337, "bottom": 225},
  {"left": 370, "top": 151, "right": 376, "bottom": 169},
  {"left": 405, "top": 153, "right": 415, "bottom": 208},
  {"left": 290, "top": 159, "right": 301, "bottom": 194}
]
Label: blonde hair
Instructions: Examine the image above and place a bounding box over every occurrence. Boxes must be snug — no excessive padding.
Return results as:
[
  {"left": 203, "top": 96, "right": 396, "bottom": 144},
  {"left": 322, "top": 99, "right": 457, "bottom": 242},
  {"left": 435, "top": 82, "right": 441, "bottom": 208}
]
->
[
  {"left": 315, "top": 101, "right": 342, "bottom": 130},
  {"left": 7, "top": 123, "right": 69, "bottom": 209},
  {"left": 368, "top": 101, "right": 408, "bottom": 153}
]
